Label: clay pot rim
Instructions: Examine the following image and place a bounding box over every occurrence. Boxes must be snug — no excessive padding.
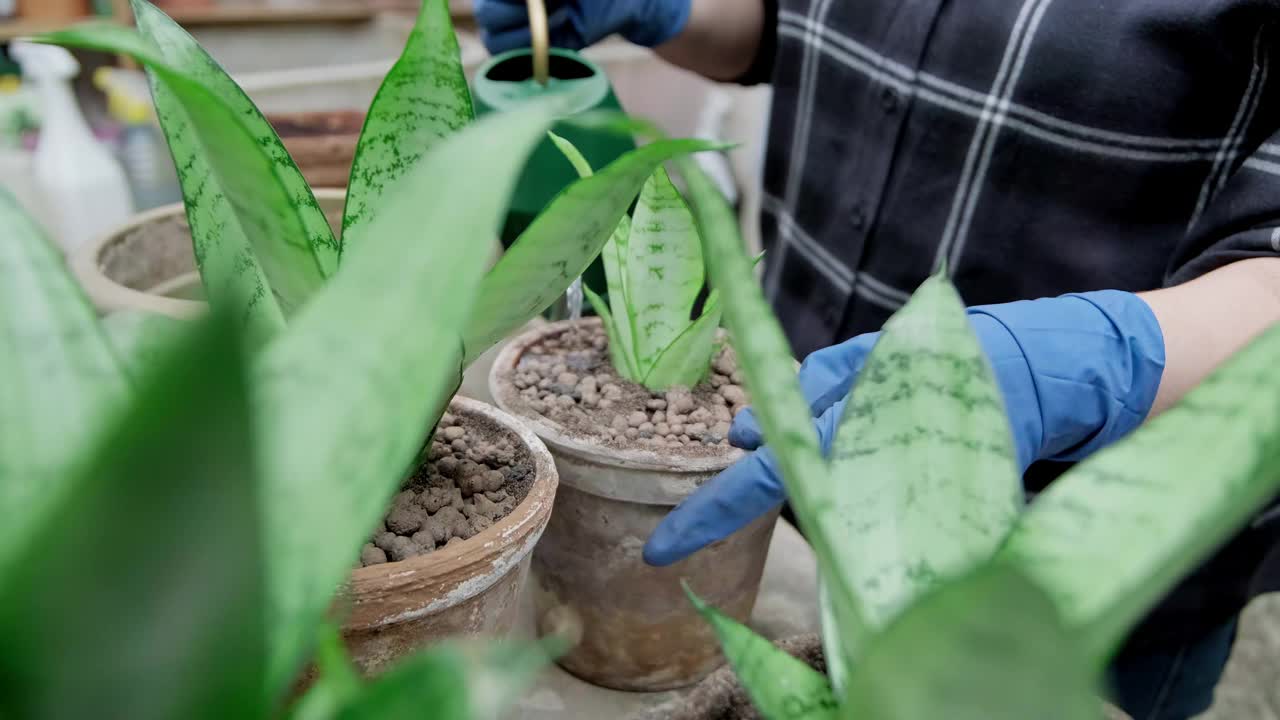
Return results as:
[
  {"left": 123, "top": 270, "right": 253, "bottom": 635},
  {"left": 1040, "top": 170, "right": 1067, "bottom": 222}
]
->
[
  {"left": 341, "top": 395, "right": 559, "bottom": 629},
  {"left": 489, "top": 317, "right": 745, "bottom": 474},
  {"left": 71, "top": 188, "right": 349, "bottom": 319}
]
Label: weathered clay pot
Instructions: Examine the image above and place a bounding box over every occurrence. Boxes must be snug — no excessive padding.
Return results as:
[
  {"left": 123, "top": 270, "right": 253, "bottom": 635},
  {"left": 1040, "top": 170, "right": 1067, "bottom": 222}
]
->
[
  {"left": 267, "top": 111, "right": 365, "bottom": 189},
  {"left": 338, "top": 395, "right": 559, "bottom": 673},
  {"left": 71, "top": 188, "right": 347, "bottom": 318},
  {"left": 490, "top": 318, "right": 779, "bottom": 692}
]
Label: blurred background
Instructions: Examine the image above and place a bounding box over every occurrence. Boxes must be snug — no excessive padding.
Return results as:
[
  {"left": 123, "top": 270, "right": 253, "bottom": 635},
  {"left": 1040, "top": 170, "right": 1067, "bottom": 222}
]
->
[{"left": 0, "top": 0, "right": 771, "bottom": 258}]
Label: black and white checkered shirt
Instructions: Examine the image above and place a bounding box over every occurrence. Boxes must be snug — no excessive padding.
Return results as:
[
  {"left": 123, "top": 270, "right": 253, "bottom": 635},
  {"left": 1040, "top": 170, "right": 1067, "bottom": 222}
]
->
[{"left": 741, "top": 0, "right": 1280, "bottom": 648}]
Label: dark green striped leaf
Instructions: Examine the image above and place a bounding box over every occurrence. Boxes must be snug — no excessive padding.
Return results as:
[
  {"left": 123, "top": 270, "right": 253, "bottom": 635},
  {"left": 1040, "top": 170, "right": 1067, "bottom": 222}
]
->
[
  {"left": 1001, "top": 322, "right": 1280, "bottom": 662},
  {"left": 0, "top": 187, "right": 128, "bottom": 570},
  {"left": 823, "top": 274, "right": 1022, "bottom": 654},
  {"left": 686, "top": 586, "right": 838, "bottom": 720},
  {"left": 462, "top": 138, "right": 724, "bottom": 365},
  {"left": 254, "top": 104, "right": 559, "bottom": 691},
  {"left": 843, "top": 562, "right": 1098, "bottom": 720},
  {"left": 341, "top": 0, "right": 474, "bottom": 255},
  {"left": 46, "top": 8, "right": 336, "bottom": 340},
  {"left": 0, "top": 314, "right": 266, "bottom": 720},
  {"left": 673, "top": 155, "right": 872, "bottom": 664}
]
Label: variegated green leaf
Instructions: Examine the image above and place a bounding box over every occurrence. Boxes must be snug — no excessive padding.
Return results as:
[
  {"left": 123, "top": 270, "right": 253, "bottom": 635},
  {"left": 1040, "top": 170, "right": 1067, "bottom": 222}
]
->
[
  {"left": 673, "top": 155, "right": 872, "bottom": 659},
  {"left": 1001, "top": 322, "right": 1280, "bottom": 662},
  {"left": 462, "top": 138, "right": 724, "bottom": 365},
  {"left": 255, "top": 104, "right": 559, "bottom": 691},
  {"left": 47, "top": 9, "right": 335, "bottom": 334},
  {"left": 103, "top": 311, "right": 187, "bottom": 379},
  {"left": 625, "top": 166, "right": 705, "bottom": 375},
  {"left": 0, "top": 313, "right": 266, "bottom": 720},
  {"left": 686, "top": 586, "right": 838, "bottom": 720},
  {"left": 341, "top": 0, "right": 474, "bottom": 255},
  {"left": 824, "top": 273, "right": 1022, "bottom": 643},
  {"left": 843, "top": 562, "right": 1098, "bottom": 720},
  {"left": 548, "top": 131, "right": 594, "bottom": 179},
  {"left": 0, "top": 187, "right": 128, "bottom": 571},
  {"left": 642, "top": 294, "right": 721, "bottom": 389},
  {"left": 585, "top": 284, "right": 641, "bottom": 380}
]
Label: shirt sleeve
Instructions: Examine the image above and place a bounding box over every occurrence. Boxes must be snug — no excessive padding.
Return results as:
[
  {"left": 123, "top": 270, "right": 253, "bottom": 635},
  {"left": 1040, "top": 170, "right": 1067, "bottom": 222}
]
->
[
  {"left": 733, "top": 0, "right": 779, "bottom": 86},
  {"left": 1167, "top": 129, "right": 1280, "bottom": 286}
]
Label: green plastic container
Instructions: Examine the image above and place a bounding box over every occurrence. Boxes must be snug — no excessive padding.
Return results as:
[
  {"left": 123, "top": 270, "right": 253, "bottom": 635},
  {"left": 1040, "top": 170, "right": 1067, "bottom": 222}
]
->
[{"left": 473, "top": 48, "right": 635, "bottom": 314}]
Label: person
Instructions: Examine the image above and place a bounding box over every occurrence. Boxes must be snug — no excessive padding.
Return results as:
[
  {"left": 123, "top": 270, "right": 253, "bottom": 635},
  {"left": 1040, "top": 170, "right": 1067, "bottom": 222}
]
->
[{"left": 474, "top": 1, "right": 1280, "bottom": 717}]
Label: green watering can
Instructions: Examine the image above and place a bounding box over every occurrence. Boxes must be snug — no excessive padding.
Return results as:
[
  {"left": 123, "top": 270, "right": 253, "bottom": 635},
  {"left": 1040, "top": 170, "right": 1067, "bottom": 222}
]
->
[{"left": 472, "top": 17, "right": 636, "bottom": 317}]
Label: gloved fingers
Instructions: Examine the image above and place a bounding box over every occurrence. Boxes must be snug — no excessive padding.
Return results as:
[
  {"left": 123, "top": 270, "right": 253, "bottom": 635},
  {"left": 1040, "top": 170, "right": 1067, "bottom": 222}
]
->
[
  {"left": 728, "top": 407, "right": 763, "bottom": 450},
  {"left": 643, "top": 448, "right": 785, "bottom": 567},
  {"left": 476, "top": 2, "right": 582, "bottom": 52},
  {"left": 794, "top": 334, "right": 876, "bottom": 416},
  {"left": 473, "top": 0, "right": 532, "bottom": 33}
]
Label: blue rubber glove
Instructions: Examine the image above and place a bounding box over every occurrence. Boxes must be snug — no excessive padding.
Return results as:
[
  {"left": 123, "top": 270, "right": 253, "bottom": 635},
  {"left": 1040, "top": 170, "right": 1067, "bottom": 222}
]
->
[
  {"left": 474, "top": 0, "right": 691, "bottom": 55},
  {"left": 643, "top": 290, "right": 1166, "bottom": 567}
]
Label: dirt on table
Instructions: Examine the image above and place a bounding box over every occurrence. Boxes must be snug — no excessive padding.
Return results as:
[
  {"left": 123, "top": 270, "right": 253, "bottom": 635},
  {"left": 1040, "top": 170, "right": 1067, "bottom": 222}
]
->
[
  {"left": 359, "top": 410, "right": 535, "bottom": 567},
  {"left": 504, "top": 322, "right": 751, "bottom": 455}
]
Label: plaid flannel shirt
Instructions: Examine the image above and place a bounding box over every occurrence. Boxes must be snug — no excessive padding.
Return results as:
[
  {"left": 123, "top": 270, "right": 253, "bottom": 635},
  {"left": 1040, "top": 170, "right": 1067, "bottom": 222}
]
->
[{"left": 740, "top": 0, "right": 1280, "bottom": 647}]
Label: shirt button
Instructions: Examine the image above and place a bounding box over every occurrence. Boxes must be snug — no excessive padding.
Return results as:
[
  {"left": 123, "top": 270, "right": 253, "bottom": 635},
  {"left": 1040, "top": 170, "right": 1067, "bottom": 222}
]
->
[
  {"left": 849, "top": 206, "right": 866, "bottom": 230},
  {"left": 881, "top": 85, "right": 900, "bottom": 114}
]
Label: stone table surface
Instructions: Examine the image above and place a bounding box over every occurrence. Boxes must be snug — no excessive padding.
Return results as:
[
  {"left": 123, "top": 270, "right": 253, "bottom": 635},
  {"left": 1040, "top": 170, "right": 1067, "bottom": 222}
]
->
[{"left": 505, "top": 520, "right": 820, "bottom": 719}]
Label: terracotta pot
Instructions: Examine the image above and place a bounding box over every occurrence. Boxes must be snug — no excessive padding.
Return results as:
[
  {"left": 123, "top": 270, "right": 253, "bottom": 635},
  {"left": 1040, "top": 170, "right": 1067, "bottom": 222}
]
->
[
  {"left": 338, "top": 395, "right": 559, "bottom": 673},
  {"left": 490, "top": 318, "right": 779, "bottom": 692},
  {"left": 71, "top": 188, "right": 347, "bottom": 319},
  {"left": 267, "top": 111, "right": 365, "bottom": 189},
  {"left": 18, "top": 0, "right": 87, "bottom": 19}
]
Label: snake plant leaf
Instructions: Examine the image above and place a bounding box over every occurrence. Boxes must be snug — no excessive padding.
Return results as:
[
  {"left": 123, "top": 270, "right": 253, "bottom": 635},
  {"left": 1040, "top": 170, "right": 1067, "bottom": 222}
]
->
[
  {"left": 0, "top": 313, "right": 266, "bottom": 720},
  {"left": 462, "top": 138, "right": 725, "bottom": 365},
  {"left": 825, "top": 273, "right": 1022, "bottom": 643},
  {"left": 600, "top": 212, "right": 637, "bottom": 375},
  {"left": 625, "top": 166, "right": 706, "bottom": 375},
  {"left": 102, "top": 311, "right": 187, "bottom": 379},
  {"left": 642, "top": 293, "right": 721, "bottom": 389},
  {"left": 843, "top": 562, "right": 1098, "bottom": 720},
  {"left": 1000, "top": 322, "right": 1280, "bottom": 663},
  {"left": 45, "top": 14, "right": 334, "bottom": 331},
  {"left": 131, "top": 0, "right": 338, "bottom": 278},
  {"left": 548, "top": 131, "right": 595, "bottom": 179},
  {"left": 673, "top": 154, "right": 872, "bottom": 659},
  {"left": 341, "top": 0, "right": 474, "bottom": 256},
  {"left": 0, "top": 188, "right": 128, "bottom": 571},
  {"left": 254, "top": 104, "right": 559, "bottom": 691},
  {"left": 585, "top": 284, "right": 641, "bottom": 380},
  {"left": 686, "top": 585, "right": 838, "bottom": 720}
]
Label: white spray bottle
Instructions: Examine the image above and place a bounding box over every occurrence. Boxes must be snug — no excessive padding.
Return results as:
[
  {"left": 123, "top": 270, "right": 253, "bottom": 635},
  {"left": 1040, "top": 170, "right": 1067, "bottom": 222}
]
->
[{"left": 12, "top": 41, "right": 134, "bottom": 255}]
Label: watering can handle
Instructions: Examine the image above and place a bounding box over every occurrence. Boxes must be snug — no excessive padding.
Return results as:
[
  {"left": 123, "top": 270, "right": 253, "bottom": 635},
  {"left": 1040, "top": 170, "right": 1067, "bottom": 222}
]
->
[{"left": 526, "top": 0, "right": 550, "bottom": 85}]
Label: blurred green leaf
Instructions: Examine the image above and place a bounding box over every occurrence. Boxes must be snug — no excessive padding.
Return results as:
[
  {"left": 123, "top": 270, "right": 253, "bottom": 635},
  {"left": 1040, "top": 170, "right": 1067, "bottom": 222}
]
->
[
  {"left": 0, "top": 313, "right": 266, "bottom": 720},
  {"left": 843, "top": 562, "right": 1098, "bottom": 720},
  {"left": 0, "top": 187, "right": 128, "bottom": 571},
  {"left": 686, "top": 585, "right": 838, "bottom": 720},
  {"left": 463, "top": 138, "right": 724, "bottom": 365},
  {"left": 600, "top": 213, "right": 636, "bottom": 373},
  {"left": 102, "top": 310, "right": 187, "bottom": 378},
  {"left": 254, "top": 104, "right": 560, "bottom": 692},
  {"left": 341, "top": 0, "right": 474, "bottom": 256},
  {"left": 673, "top": 154, "right": 871, "bottom": 667},
  {"left": 1001, "top": 322, "right": 1280, "bottom": 662},
  {"left": 46, "top": 11, "right": 336, "bottom": 334},
  {"left": 822, "top": 273, "right": 1022, "bottom": 664}
]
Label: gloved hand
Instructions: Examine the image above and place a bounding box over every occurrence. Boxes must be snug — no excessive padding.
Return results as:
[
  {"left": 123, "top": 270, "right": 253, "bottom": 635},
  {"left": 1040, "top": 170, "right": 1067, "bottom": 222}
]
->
[
  {"left": 643, "top": 290, "right": 1166, "bottom": 566},
  {"left": 474, "top": 0, "right": 692, "bottom": 55}
]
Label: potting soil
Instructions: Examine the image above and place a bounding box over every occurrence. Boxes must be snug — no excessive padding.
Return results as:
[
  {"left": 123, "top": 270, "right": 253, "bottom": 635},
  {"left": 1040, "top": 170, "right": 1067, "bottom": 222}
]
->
[
  {"left": 507, "top": 323, "right": 751, "bottom": 453},
  {"left": 360, "top": 410, "right": 535, "bottom": 567}
]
